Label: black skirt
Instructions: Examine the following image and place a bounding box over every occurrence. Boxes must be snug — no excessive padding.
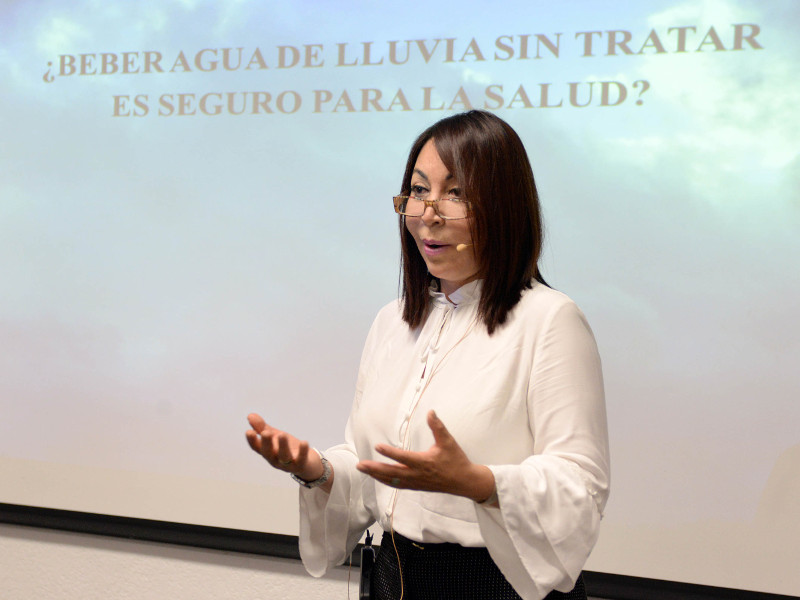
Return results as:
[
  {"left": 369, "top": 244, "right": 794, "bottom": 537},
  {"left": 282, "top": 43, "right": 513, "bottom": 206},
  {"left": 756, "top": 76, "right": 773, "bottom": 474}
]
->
[{"left": 371, "top": 531, "right": 587, "bottom": 600}]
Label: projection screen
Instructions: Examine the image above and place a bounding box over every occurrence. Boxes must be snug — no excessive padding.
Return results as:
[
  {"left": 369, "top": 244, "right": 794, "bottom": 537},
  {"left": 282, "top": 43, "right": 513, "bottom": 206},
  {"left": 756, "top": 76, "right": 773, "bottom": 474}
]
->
[{"left": 1, "top": 1, "right": 798, "bottom": 596}]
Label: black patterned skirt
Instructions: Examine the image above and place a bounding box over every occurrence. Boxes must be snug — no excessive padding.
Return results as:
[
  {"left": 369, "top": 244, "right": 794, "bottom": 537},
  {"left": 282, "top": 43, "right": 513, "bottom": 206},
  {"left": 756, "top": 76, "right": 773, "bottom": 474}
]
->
[{"left": 371, "top": 531, "right": 587, "bottom": 600}]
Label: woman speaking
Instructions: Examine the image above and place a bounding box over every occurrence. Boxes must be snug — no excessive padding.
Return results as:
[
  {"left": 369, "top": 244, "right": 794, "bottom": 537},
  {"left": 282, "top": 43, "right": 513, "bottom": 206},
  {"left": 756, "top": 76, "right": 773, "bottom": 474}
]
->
[{"left": 246, "top": 110, "right": 609, "bottom": 600}]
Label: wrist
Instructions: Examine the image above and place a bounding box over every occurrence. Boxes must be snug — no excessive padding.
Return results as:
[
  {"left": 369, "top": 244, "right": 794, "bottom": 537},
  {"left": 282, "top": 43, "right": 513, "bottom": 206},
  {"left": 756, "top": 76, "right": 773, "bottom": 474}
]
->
[
  {"left": 298, "top": 452, "right": 325, "bottom": 481},
  {"left": 466, "top": 464, "right": 496, "bottom": 503},
  {"left": 292, "top": 449, "right": 331, "bottom": 489},
  {"left": 477, "top": 484, "right": 499, "bottom": 506}
]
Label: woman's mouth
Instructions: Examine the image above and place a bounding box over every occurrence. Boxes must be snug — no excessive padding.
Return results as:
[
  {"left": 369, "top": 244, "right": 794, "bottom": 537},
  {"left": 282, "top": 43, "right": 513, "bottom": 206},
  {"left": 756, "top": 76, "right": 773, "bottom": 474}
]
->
[{"left": 422, "top": 239, "right": 449, "bottom": 256}]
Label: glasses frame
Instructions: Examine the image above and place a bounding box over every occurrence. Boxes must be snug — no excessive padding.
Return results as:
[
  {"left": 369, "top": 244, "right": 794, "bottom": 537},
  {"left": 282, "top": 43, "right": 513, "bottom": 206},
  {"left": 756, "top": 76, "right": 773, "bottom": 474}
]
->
[{"left": 392, "top": 195, "right": 472, "bottom": 220}]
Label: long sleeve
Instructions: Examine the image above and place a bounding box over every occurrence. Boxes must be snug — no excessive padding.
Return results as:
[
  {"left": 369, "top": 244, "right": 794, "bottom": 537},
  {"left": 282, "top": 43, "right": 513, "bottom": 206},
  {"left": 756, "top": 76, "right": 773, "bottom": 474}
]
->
[
  {"left": 476, "top": 300, "right": 610, "bottom": 599},
  {"left": 296, "top": 304, "right": 393, "bottom": 576},
  {"left": 297, "top": 420, "right": 374, "bottom": 576}
]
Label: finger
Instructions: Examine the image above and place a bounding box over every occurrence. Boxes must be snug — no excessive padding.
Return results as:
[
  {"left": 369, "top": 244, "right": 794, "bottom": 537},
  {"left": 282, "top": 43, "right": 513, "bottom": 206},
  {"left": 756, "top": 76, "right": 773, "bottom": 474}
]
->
[
  {"left": 371, "top": 468, "right": 410, "bottom": 489},
  {"left": 259, "top": 428, "right": 279, "bottom": 460},
  {"left": 245, "top": 430, "right": 262, "bottom": 453},
  {"left": 277, "top": 434, "right": 295, "bottom": 467},
  {"left": 247, "top": 413, "right": 267, "bottom": 431},
  {"left": 374, "top": 443, "right": 412, "bottom": 463},
  {"left": 356, "top": 460, "right": 408, "bottom": 481},
  {"left": 296, "top": 441, "right": 310, "bottom": 469},
  {"left": 427, "top": 410, "right": 453, "bottom": 445}
]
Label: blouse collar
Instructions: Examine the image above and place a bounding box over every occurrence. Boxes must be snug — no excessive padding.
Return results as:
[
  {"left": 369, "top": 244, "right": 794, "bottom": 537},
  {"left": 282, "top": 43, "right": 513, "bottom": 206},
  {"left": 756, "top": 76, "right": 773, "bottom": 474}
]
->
[{"left": 429, "top": 279, "right": 482, "bottom": 308}]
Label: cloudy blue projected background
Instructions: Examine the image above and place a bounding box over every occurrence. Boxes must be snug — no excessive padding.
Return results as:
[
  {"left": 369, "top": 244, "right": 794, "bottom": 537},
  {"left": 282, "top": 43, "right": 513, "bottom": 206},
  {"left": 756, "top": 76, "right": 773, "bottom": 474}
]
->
[{"left": 1, "top": 1, "right": 798, "bottom": 596}]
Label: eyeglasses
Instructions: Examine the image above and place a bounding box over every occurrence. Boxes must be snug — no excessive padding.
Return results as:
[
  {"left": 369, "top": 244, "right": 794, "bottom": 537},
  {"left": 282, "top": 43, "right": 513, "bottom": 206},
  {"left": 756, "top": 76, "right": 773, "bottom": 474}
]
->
[{"left": 392, "top": 195, "right": 472, "bottom": 220}]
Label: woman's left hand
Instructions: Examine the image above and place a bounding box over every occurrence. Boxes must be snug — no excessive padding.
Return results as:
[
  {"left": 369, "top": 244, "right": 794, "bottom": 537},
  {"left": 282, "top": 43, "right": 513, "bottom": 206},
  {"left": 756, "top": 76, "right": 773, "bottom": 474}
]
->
[{"left": 355, "top": 410, "right": 495, "bottom": 503}]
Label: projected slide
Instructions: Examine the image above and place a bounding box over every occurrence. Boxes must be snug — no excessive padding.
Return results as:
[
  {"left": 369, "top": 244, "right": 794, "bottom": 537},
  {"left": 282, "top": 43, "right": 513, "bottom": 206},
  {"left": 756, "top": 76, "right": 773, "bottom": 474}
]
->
[{"left": 1, "top": 1, "right": 798, "bottom": 596}]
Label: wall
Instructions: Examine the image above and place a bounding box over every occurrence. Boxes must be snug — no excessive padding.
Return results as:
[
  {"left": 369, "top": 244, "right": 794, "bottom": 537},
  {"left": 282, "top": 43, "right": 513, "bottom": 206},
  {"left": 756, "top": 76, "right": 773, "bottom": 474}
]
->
[{"left": 0, "top": 523, "right": 350, "bottom": 600}]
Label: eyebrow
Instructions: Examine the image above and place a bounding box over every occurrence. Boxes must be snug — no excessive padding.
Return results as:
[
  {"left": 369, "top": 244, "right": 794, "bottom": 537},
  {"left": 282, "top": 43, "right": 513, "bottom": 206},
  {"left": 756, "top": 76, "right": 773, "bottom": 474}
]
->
[{"left": 412, "top": 168, "right": 454, "bottom": 181}]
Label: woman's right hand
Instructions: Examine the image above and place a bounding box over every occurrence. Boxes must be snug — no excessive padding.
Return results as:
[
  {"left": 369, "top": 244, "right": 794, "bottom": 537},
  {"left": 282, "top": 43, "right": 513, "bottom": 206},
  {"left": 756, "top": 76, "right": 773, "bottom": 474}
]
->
[{"left": 245, "top": 413, "right": 326, "bottom": 483}]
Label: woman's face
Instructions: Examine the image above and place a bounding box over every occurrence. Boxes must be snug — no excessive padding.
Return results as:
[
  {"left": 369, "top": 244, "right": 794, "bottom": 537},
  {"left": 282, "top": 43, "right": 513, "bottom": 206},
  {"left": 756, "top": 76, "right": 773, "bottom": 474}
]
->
[{"left": 405, "top": 139, "right": 479, "bottom": 299}]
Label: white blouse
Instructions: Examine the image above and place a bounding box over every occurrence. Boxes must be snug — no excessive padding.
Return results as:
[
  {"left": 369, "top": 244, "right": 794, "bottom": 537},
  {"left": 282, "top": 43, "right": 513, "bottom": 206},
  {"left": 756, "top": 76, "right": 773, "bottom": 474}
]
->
[{"left": 298, "top": 280, "right": 610, "bottom": 600}]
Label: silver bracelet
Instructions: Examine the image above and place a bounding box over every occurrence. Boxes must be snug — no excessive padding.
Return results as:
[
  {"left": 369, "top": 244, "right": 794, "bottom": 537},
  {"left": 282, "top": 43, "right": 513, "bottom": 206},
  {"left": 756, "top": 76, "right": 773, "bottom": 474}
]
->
[{"left": 291, "top": 449, "right": 332, "bottom": 489}]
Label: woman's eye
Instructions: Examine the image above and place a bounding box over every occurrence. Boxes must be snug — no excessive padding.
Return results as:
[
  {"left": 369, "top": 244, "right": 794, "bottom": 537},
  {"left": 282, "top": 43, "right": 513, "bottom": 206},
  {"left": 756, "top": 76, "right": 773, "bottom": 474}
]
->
[
  {"left": 448, "top": 188, "right": 462, "bottom": 198},
  {"left": 410, "top": 184, "right": 428, "bottom": 196}
]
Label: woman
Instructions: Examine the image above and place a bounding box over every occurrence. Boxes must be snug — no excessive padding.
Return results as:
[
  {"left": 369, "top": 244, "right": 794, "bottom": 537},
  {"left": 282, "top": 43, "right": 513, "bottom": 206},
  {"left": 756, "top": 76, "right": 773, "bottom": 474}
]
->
[{"left": 246, "top": 110, "right": 609, "bottom": 600}]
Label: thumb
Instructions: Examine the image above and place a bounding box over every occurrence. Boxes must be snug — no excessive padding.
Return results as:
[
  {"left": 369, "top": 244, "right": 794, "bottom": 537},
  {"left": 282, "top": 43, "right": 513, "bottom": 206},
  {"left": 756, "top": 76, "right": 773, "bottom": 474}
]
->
[{"left": 427, "top": 410, "right": 453, "bottom": 445}]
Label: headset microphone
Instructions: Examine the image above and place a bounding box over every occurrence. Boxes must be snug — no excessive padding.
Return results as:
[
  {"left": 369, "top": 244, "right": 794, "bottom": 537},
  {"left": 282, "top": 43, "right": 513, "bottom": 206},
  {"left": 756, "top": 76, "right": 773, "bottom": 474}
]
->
[{"left": 456, "top": 243, "right": 472, "bottom": 252}]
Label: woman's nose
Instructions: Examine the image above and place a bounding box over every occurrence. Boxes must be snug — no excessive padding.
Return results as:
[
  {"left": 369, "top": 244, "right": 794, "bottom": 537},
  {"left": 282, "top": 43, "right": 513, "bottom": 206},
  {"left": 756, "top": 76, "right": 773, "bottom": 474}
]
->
[{"left": 420, "top": 203, "right": 443, "bottom": 226}]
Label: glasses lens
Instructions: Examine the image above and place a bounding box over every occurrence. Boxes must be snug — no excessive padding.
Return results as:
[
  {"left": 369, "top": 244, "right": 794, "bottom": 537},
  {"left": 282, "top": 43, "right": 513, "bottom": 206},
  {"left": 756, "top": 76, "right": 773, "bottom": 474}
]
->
[
  {"left": 404, "top": 197, "right": 424, "bottom": 216},
  {"left": 394, "top": 196, "right": 469, "bottom": 218},
  {"left": 437, "top": 199, "right": 468, "bottom": 219}
]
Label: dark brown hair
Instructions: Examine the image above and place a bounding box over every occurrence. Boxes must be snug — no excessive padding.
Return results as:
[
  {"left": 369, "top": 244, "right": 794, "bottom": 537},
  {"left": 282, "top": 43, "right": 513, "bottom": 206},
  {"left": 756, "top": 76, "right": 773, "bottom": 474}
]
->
[{"left": 398, "top": 110, "right": 547, "bottom": 334}]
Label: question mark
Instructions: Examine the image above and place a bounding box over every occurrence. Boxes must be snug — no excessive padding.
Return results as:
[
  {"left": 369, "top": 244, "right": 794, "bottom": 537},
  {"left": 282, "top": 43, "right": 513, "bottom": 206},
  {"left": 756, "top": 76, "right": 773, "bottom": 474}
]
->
[{"left": 632, "top": 80, "right": 650, "bottom": 105}]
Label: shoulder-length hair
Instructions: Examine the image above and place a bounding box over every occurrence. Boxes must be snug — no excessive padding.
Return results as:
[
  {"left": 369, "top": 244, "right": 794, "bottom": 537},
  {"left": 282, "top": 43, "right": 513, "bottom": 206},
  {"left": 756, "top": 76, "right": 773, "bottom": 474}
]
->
[{"left": 398, "top": 110, "right": 547, "bottom": 335}]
